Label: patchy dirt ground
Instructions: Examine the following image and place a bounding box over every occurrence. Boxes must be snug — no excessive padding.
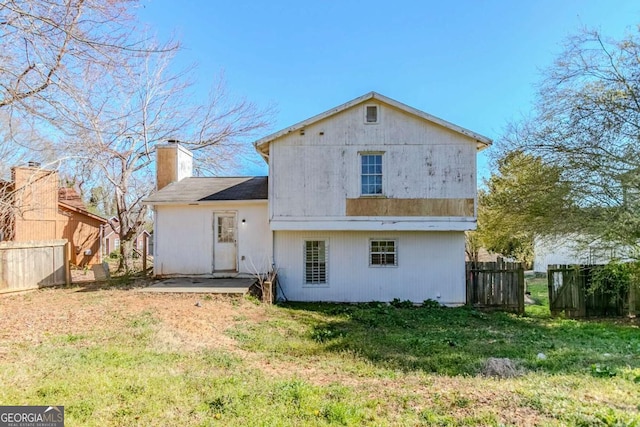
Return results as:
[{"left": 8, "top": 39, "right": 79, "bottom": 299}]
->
[{"left": 0, "top": 283, "right": 265, "bottom": 349}]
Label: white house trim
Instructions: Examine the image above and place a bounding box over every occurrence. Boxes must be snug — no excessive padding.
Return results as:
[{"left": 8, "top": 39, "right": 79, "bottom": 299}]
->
[{"left": 270, "top": 218, "right": 476, "bottom": 231}]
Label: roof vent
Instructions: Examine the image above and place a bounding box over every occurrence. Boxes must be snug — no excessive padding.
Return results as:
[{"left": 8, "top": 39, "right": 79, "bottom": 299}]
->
[
  {"left": 27, "top": 161, "right": 41, "bottom": 168},
  {"left": 365, "top": 105, "right": 379, "bottom": 124},
  {"left": 167, "top": 139, "right": 180, "bottom": 144}
]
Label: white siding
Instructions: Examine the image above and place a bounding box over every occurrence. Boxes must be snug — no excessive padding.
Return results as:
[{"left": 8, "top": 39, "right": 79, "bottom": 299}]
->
[
  {"left": 154, "top": 201, "right": 271, "bottom": 276},
  {"left": 270, "top": 101, "right": 477, "bottom": 224},
  {"left": 274, "top": 230, "right": 466, "bottom": 304},
  {"left": 533, "top": 236, "right": 631, "bottom": 273}
]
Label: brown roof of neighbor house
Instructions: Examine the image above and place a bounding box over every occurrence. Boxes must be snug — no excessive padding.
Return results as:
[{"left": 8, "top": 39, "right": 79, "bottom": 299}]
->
[
  {"left": 144, "top": 177, "right": 268, "bottom": 204},
  {"left": 58, "top": 202, "right": 108, "bottom": 223},
  {"left": 57, "top": 187, "right": 107, "bottom": 223},
  {"left": 58, "top": 187, "right": 86, "bottom": 210}
]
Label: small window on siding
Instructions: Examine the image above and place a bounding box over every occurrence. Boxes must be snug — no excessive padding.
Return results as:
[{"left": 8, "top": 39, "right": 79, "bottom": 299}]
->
[
  {"left": 304, "top": 240, "right": 327, "bottom": 284},
  {"left": 365, "top": 105, "right": 378, "bottom": 123},
  {"left": 370, "top": 239, "right": 397, "bottom": 267}
]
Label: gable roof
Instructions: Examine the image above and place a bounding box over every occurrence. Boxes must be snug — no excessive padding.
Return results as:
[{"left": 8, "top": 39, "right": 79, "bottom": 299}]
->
[
  {"left": 57, "top": 186, "right": 107, "bottom": 223},
  {"left": 58, "top": 202, "right": 108, "bottom": 223},
  {"left": 58, "top": 187, "right": 86, "bottom": 210},
  {"left": 254, "top": 92, "right": 492, "bottom": 157},
  {"left": 144, "top": 177, "right": 268, "bottom": 204}
]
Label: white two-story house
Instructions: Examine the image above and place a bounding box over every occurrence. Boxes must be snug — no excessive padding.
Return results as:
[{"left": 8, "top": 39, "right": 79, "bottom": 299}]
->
[{"left": 145, "top": 92, "right": 491, "bottom": 304}]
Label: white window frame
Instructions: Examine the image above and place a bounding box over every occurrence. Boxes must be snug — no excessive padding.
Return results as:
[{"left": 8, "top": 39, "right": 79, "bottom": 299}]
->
[
  {"left": 303, "top": 239, "right": 328, "bottom": 286},
  {"left": 369, "top": 239, "right": 398, "bottom": 267},
  {"left": 364, "top": 104, "right": 380, "bottom": 124},
  {"left": 360, "top": 152, "right": 384, "bottom": 196}
]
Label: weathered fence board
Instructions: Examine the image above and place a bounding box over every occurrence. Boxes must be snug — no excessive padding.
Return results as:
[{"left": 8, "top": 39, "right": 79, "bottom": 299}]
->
[
  {"left": 0, "top": 240, "right": 69, "bottom": 293},
  {"left": 466, "top": 259, "right": 525, "bottom": 314},
  {"left": 548, "top": 264, "right": 638, "bottom": 318}
]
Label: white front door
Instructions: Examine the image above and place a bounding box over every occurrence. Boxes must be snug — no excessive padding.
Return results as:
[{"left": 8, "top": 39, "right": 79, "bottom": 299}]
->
[{"left": 213, "top": 213, "right": 237, "bottom": 271}]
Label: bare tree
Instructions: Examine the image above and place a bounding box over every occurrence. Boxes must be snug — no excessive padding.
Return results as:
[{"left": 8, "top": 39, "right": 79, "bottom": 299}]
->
[
  {"left": 1, "top": 1, "right": 271, "bottom": 271},
  {"left": 54, "top": 47, "right": 271, "bottom": 272},
  {"left": 0, "top": 0, "right": 173, "bottom": 245},
  {"left": 0, "top": 0, "right": 166, "bottom": 109}
]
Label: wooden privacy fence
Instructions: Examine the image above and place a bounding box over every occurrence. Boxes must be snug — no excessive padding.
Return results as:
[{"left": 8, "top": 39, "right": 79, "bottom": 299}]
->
[
  {"left": 466, "top": 259, "right": 525, "bottom": 314},
  {"left": 0, "top": 239, "right": 70, "bottom": 293},
  {"left": 548, "top": 264, "right": 638, "bottom": 318}
]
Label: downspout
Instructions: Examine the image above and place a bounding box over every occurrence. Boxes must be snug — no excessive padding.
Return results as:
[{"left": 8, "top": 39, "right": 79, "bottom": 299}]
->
[
  {"left": 99, "top": 224, "right": 104, "bottom": 263},
  {"left": 152, "top": 207, "right": 158, "bottom": 277}
]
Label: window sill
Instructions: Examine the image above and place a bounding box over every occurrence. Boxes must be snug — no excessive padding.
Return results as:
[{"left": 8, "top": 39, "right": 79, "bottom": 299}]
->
[
  {"left": 302, "top": 284, "right": 329, "bottom": 288},
  {"left": 368, "top": 265, "right": 398, "bottom": 268},
  {"left": 359, "top": 194, "right": 387, "bottom": 198}
]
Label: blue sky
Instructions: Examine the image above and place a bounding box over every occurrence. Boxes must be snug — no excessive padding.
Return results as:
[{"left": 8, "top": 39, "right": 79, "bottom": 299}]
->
[{"left": 137, "top": 0, "right": 640, "bottom": 180}]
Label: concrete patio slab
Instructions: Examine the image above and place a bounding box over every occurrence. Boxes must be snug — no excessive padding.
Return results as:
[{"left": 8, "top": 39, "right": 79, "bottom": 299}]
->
[{"left": 140, "top": 277, "right": 255, "bottom": 293}]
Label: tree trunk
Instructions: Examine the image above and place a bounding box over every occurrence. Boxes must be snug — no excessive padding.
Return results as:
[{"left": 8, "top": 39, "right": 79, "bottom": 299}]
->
[{"left": 118, "top": 237, "right": 135, "bottom": 273}]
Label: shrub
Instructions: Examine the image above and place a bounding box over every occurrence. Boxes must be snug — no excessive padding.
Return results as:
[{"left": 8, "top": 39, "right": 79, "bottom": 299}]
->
[
  {"left": 422, "top": 299, "right": 441, "bottom": 309},
  {"left": 588, "top": 261, "right": 633, "bottom": 306},
  {"left": 390, "top": 298, "right": 414, "bottom": 308}
]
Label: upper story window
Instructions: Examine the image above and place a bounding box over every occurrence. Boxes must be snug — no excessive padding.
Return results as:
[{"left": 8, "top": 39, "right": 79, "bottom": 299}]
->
[
  {"left": 361, "top": 153, "right": 383, "bottom": 196},
  {"left": 364, "top": 105, "right": 379, "bottom": 124}
]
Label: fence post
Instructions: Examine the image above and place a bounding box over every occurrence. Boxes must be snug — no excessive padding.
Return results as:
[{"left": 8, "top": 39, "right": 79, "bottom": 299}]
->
[
  {"left": 65, "top": 241, "right": 71, "bottom": 286},
  {"left": 465, "top": 262, "right": 470, "bottom": 305},
  {"left": 547, "top": 266, "right": 556, "bottom": 316},
  {"left": 577, "top": 266, "right": 587, "bottom": 318},
  {"left": 518, "top": 265, "right": 525, "bottom": 315}
]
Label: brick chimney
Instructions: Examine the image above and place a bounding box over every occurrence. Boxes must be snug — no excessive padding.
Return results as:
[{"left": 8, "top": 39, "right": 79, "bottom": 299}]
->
[{"left": 156, "top": 141, "right": 193, "bottom": 191}]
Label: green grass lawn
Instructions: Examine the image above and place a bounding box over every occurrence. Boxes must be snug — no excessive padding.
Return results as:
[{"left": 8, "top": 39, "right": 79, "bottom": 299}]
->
[
  {"left": 526, "top": 277, "right": 551, "bottom": 317},
  {"left": 0, "top": 285, "right": 638, "bottom": 426}
]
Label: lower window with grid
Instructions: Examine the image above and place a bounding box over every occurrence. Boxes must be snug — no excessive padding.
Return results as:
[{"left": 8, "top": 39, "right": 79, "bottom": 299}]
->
[
  {"left": 304, "top": 240, "right": 327, "bottom": 284},
  {"left": 370, "top": 239, "right": 397, "bottom": 267}
]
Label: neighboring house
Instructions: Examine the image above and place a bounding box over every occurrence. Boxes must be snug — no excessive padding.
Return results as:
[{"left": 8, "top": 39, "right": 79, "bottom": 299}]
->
[
  {"left": 145, "top": 92, "right": 491, "bottom": 304},
  {"left": 534, "top": 236, "right": 633, "bottom": 273},
  {"left": 465, "top": 247, "right": 508, "bottom": 263},
  {"left": 102, "top": 217, "right": 151, "bottom": 257},
  {"left": 1, "top": 164, "right": 107, "bottom": 266}
]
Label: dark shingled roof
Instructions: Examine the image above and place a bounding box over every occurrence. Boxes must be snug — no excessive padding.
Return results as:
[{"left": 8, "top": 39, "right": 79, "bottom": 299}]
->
[
  {"left": 198, "top": 177, "right": 268, "bottom": 201},
  {"left": 144, "top": 177, "right": 268, "bottom": 204}
]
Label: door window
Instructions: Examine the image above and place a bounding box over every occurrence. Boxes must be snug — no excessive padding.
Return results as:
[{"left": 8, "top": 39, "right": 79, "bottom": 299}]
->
[{"left": 217, "top": 216, "right": 235, "bottom": 243}]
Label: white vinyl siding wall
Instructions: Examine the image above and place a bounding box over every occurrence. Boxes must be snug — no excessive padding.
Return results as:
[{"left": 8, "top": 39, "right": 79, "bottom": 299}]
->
[
  {"left": 269, "top": 102, "right": 478, "bottom": 223},
  {"left": 153, "top": 201, "right": 271, "bottom": 276},
  {"left": 274, "top": 230, "right": 465, "bottom": 304}
]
